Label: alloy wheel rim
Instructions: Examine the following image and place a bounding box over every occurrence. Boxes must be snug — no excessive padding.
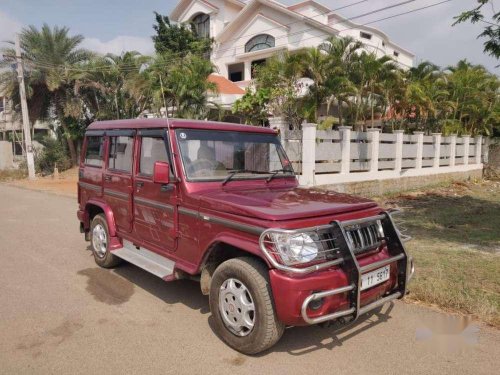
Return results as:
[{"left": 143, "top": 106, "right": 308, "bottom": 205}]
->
[
  {"left": 92, "top": 224, "right": 107, "bottom": 258},
  {"left": 219, "top": 278, "right": 255, "bottom": 337}
]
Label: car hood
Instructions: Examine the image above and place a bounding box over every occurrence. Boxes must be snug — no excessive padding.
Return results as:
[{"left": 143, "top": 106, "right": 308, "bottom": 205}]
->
[{"left": 196, "top": 187, "right": 378, "bottom": 221}]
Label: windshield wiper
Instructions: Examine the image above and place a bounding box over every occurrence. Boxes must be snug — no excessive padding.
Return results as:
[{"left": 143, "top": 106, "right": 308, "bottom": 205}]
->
[
  {"left": 221, "top": 169, "right": 269, "bottom": 185},
  {"left": 266, "top": 169, "right": 292, "bottom": 183}
]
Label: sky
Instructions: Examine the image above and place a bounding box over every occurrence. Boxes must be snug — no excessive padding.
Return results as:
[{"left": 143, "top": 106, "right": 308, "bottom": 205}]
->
[{"left": 0, "top": 0, "right": 498, "bottom": 72}]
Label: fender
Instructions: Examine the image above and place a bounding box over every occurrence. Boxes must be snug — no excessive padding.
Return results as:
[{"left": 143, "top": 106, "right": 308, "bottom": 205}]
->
[
  {"left": 199, "top": 231, "right": 271, "bottom": 272},
  {"left": 85, "top": 198, "right": 118, "bottom": 238}
]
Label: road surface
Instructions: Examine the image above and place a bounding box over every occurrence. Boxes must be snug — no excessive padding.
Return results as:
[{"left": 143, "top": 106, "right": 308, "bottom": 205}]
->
[{"left": 0, "top": 184, "right": 498, "bottom": 374}]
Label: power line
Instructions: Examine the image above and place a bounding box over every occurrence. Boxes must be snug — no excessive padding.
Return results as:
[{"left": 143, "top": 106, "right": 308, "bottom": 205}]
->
[{"left": 14, "top": 0, "right": 452, "bottom": 73}]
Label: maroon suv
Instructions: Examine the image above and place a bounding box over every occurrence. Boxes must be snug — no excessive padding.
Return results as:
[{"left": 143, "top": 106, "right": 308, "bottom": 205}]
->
[{"left": 77, "top": 118, "right": 414, "bottom": 354}]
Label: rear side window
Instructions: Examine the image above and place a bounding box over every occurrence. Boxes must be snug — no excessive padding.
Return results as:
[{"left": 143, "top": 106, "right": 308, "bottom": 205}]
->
[
  {"left": 84, "top": 136, "right": 104, "bottom": 167},
  {"left": 139, "top": 137, "right": 169, "bottom": 176},
  {"left": 108, "top": 136, "right": 134, "bottom": 172}
]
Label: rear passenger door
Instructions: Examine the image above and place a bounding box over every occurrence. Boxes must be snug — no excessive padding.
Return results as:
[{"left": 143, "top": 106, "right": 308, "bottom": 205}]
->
[
  {"left": 103, "top": 130, "right": 135, "bottom": 233},
  {"left": 133, "top": 129, "right": 176, "bottom": 252}
]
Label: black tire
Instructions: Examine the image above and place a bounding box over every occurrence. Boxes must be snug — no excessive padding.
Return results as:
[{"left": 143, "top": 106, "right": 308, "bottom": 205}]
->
[
  {"left": 209, "top": 257, "right": 284, "bottom": 355},
  {"left": 90, "top": 214, "right": 121, "bottom": 268}
]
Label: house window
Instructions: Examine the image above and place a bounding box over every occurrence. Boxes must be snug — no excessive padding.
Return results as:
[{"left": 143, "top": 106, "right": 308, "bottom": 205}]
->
[
  {"left": 245, "top": 34, "right": 275, "bottom": 53},
  {"left": 251, "top": 59, "right": 267, "bottom": 77},
  {"left": 0, "top": 97, "right": 4, "bottom": 112},
  {"left": 382, "top": 41, "right": 386, "bottom": 47},
  {"left": 192, "top": 13, "right": 210, "bottom": 39},
  {"left": 393, "top": 51, "right": 400, "bottom": 57},
  {"left": 228, "top": 62, "right": 245, "bottom": 82},
  {"left": 360, "top": 31, "right": 372, "bottom": 40}
]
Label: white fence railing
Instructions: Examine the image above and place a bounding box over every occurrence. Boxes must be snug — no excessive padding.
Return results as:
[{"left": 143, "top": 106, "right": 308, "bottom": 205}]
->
[{"left": 276, "top": 121, "right": 486, "bottom": 187}]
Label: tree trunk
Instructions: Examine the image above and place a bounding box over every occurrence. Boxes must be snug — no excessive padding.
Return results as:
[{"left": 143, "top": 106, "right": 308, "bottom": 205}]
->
[{"left": 61, "top": 121, "right": 77, "bottom": 166}]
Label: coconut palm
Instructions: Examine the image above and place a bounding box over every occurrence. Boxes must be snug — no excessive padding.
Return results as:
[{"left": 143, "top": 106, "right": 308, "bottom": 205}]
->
[{"left": 0, "top": 24, "right": 92, "bottom": 164}]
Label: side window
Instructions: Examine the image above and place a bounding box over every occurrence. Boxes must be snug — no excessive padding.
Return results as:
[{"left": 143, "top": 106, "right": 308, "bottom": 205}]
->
[
  {"left": 139, "top": 137, "right": 169, "bottom": 176},
  {"left": 108, "top": 136, "right": 134, "bottom": 173},
  {"left": 84, "top": 136, "right": 104, "bottom": 167}
]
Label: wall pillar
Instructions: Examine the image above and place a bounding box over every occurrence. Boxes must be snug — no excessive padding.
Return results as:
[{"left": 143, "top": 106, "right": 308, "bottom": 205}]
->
[
  {"left": 301, "top": 122, "right": 317, "bottom": 186},
  {"left": 475, "top": 135, "right": 482, "bottom": 164},
  {"left": 339, "top": 126, "right": 351, "bottom": 175},
  {"left": 449, "top": 134, "right": 457, "bottom": 167},
  {"left": 394, "top": 130, "right": 404, "bottom": 173},
  {"left": 432, "top": 133, "right": 442, "bottom": 169},
  {"left": 414, "top": 131, "right": 424, "bottom": 169},
  {"left": 269, "top": 117, "right": 288, "bottom": 139},
  {"left": 367, "top": 128, "right": 381, "bottom": 173},
  {"left": 463, "top": 135, "right": 470, "bottom": 166}
]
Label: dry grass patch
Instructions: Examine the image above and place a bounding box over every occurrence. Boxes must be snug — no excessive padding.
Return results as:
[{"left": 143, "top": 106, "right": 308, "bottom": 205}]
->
[{"left": 378, "top": 180, "right": 500, "bottom": 327}]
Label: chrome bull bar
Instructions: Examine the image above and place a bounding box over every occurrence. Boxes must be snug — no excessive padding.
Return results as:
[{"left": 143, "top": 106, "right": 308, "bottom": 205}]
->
[{"left": 259, "top": 211, "right": 414, "bottom": 325}]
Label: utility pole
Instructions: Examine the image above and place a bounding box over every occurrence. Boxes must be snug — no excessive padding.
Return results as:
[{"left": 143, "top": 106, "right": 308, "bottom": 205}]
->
[{"left": 15, "top": 34, "right": 35, "bottom": 180}]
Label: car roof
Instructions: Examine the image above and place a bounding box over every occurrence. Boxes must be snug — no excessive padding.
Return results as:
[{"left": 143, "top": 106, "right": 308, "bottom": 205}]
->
[{"left": 86, "top": 118, "right": 277, "bottom": 134}]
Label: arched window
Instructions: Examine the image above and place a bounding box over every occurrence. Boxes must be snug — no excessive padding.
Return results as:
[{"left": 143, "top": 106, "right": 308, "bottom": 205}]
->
[
  {"left": 192, "top": 13, "right": 210, "bottom": 38},
  {"left": 244, "top": 34, "right": 275, "bottom": 53}
]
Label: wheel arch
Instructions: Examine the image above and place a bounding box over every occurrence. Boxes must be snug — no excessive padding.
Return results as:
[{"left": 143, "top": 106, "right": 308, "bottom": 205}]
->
[
  {"left": 198, "top": 234, "right": 270, "bottom": 295},
  {"left": 85, "top": 200, "right": 117, "bottom": 237}
]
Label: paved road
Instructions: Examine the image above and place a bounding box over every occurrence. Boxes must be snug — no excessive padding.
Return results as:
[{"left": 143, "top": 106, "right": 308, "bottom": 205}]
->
[{"left": 0, "top": 184, "right": 499, "bottom": 375}]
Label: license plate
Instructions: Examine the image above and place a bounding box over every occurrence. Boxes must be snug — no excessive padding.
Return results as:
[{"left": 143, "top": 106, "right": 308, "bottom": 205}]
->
[{"left": 361, "top": 265, "right": 390, "bottom": 291}]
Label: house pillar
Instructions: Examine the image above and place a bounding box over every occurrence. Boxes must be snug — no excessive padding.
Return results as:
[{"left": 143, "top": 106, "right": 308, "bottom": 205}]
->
[{"left": 244, "top": 61, "right": 252, "bottom": 81}]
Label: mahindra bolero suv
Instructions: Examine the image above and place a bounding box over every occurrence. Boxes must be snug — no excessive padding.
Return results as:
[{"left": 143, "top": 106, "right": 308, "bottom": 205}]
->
[{"left": 77, "top": 119, "right": 414, "bottom": 354}]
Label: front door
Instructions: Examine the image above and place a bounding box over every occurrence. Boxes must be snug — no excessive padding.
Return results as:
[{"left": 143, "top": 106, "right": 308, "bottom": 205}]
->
[
  {"left": 132, "top": 130, "right": 177, "bottom": 252},
  {"left": 103, "top": 131, "right": 135, "bottom": 233}
]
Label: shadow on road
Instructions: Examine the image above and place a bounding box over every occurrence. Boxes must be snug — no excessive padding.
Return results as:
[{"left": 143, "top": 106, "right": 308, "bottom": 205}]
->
[
  {"left": 84, "top": 247, "right": 396, "bottom": 356},
  {"left": 114, "top": 263, "right": 210, "bottom": 314}
]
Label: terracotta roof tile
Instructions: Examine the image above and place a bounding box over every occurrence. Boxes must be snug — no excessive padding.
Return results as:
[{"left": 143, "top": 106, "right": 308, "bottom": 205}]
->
[{"left": 207, "top": 74, "right": 246, "bottom": 95}]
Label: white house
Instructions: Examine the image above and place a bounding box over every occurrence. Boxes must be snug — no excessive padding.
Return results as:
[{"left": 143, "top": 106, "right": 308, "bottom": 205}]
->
[{"left": 171, "top": 0, "right": 415, "bottom": 94}]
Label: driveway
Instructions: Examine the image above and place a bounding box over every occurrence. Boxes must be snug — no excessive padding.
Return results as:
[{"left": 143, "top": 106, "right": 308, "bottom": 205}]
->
[{"left": 0, "top": 184, "right": 498, "bottom": 374}]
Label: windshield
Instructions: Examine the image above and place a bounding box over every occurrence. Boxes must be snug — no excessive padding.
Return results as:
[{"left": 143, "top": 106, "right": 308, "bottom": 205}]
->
[{"left": 176, "top": 129, "right": 294, "bottom": 182}]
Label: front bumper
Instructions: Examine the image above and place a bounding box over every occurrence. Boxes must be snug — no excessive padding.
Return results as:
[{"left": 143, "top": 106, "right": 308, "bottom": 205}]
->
[{"left": 264, "top": 212, "right": 413, "bottom": 326}]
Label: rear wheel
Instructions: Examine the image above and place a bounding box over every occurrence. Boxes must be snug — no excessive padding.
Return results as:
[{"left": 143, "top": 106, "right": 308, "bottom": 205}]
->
[
  {"left": 209, "top": 257, "right": 284, "bottom": 354},
  {"left": 90, "top": 214, "right": 121, "bottom": 268}
]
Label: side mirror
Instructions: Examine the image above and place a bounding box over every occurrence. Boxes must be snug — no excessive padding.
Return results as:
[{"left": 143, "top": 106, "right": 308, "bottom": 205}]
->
[{"left": 153, "top": 161, "right": 170, "bottom": 185}]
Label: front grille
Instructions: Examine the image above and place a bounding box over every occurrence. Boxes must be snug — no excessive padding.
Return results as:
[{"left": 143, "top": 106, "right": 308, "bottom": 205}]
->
[{"left": 344, "top": 221, "right": 382, "bottom": 254}]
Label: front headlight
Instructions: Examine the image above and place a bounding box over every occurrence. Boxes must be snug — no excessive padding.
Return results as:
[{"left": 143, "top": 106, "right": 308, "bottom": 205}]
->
[{"left": 271, "top": 232, "right": 319, "bottom": 265}]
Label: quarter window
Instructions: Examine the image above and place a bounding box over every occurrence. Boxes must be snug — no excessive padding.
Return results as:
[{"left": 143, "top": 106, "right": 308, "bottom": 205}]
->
[
  {"left": 108, "top": 136, "right": 134, "bottom": 172},
  {"left": 84, "top": 136, "right": 104, "bottom": 167},
  {"left": 245, "top": 34, "right": 275, "bottom": 53},
  {"left": 139, "top": 137, "right": 169, "bottom": 176}
]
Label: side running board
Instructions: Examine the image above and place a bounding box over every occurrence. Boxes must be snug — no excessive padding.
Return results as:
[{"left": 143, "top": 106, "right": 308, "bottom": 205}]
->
[{"left": 112, "top": 240, "right": 175, "bottom": 279}]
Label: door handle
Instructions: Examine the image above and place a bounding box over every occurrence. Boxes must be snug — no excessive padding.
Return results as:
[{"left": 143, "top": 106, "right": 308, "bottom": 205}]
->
[
  {"left": 104, "top": 175, "right": 112, "bottom": 182},
  {"left": 136, "top": 181, "right": 144, "bottom": 188}
]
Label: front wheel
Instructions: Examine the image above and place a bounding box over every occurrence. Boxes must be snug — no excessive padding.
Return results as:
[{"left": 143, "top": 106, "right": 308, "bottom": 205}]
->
[{"left": 209, "top": 257, "right": 284, "bottom": 355}]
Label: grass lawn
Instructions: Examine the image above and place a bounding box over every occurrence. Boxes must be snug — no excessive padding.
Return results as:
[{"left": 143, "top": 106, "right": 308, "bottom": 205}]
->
[{"left": 378, "top": 179, "right": 500, "bottom": 327}]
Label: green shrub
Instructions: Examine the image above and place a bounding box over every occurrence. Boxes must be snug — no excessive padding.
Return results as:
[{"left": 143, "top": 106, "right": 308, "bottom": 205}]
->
[{"left": 35, "top": 137, "right": 72, "bottom": 175}]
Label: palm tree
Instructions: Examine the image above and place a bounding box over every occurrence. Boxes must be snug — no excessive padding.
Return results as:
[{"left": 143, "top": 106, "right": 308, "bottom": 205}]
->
[
  {"left": 320, "top": 36, "right": 363, "bottom": 127},
  {"left": 0, "top": 24, "right": 92, "bottom": 164}
]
